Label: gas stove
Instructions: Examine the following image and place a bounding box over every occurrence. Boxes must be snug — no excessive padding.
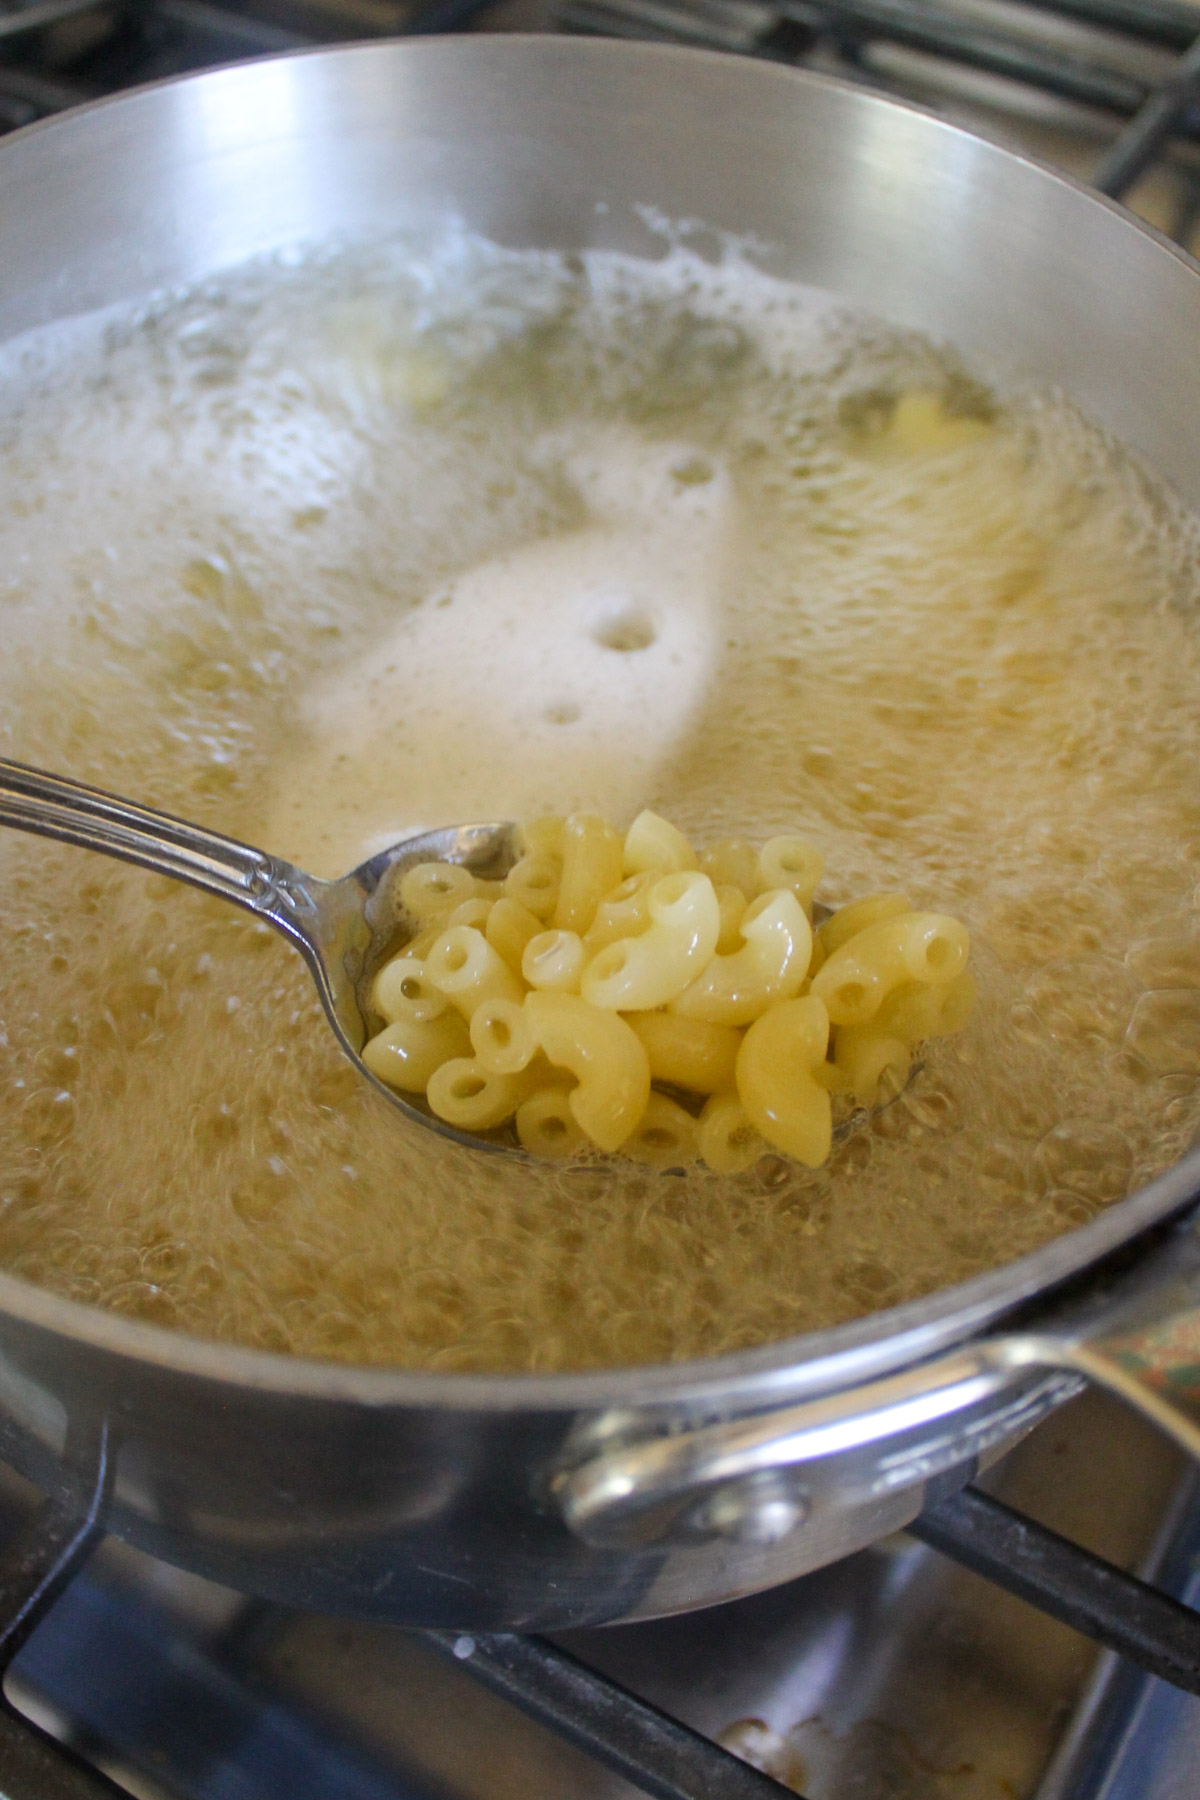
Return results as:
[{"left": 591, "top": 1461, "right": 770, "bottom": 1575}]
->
[
  {"left": 0, "top": 1385, "right": 1195, "bottom": 1799},
  {"left": 3, "top": 2, "right": 1200, "bottom": 1796}
]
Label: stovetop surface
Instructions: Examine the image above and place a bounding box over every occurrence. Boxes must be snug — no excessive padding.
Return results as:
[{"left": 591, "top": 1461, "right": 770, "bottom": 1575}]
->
[{"left": 0, "top": 1387, "right": 1194, "bottom": 1799}]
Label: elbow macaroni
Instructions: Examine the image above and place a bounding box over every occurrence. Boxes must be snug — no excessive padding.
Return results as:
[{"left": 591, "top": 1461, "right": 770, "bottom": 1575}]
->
[
  {"left": 581, "top": 870, "right": 720, "bottom": 1011},
  {"left": 361, "top": 812, "right": 974, "bottom": 1172},
  {"left": 669, "top": 889, "right": 812, "bottom": 1026}
]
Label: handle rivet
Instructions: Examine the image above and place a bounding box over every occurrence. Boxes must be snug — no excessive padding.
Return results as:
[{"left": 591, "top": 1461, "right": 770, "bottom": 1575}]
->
[{"left": 687, "top": 1471, "right": 809, "bottom": 1545}]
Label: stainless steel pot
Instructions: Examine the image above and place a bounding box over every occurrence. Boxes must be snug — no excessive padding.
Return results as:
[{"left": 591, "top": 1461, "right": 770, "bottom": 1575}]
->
[{"left": 2, "top": 36, "right": 1200, "bottom": 1630}]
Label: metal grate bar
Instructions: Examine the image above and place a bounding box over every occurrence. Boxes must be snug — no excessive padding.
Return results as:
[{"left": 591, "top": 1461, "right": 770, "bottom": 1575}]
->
[
  {"left": 784, "top": 0, "right": 1149, "bottom": 113},
  {"left": 912, "top": 1483, "right": 1200, "bottom": 1695},
  {"left": 423, "top": 1628, "right": 803, "bottom": 1800},
  {"left": 0, "top": 1421, "right": 112, "bottom": 1674},
  {"left": 1093, "top": 27, "right": 1200, "bottom": 193},
  {"left": 1026, "top": 0, "right": 1200, "bottom": 51},
  {"left": 560, "top": 0, "right": 1160, "bottom": 118},
  {"left": 0, "top": 1421, "right": 126, "bottom": 1800}
]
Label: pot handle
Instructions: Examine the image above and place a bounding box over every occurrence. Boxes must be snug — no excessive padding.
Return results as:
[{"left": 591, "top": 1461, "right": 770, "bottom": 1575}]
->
[
  {"left": 992, "top": 1209, "right": 1200, "bottom": 1462},
  {"left": 556, "top": 1212, "right": 1200, "bottom": 1551}
]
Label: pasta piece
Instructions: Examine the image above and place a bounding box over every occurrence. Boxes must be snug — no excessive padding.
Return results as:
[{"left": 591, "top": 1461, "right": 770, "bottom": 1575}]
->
[
  {"left": 402, "top": 923, "right": 445, "bottom": 959},
  {"left": 699, "top": 838, "right": 761, "bottom": 898},
  {"left": 522, "top": 815, "right": 566, "bottom": 858},
  {"left": 470, "top": 996, "right": 538, "bottom": 1074},
  {"left": 832, "top": 1023, "right": 912, "bottom": 1106},
  {"left": 472, "top": 877, "right": 507, "bottom": 901},
  {"left": 372, "top": 955, "right": 447, "bottom": 1026},
  {"left": 524, "top": 991, "right": 650, "bottom": 1152},
  {"left": 427, "top": 1058, "right": 524, "bottom": 1131},
  {"left": 583, "top": 873, "right": 654, "bottom": 953},
  {"left": 362, "top": 1011, "right": 472, "bottom": 1093},
  {"left": 812, "top": 1059, "right": 852, "bottom": 1096},
  {"left": 627, "top": 1012, "right": 741, "bottom": 1095},
  {"left": 622, "top": 1092, "right": 700, "bottom": 1168},
  {"left": 670, "top": 889, "right": 812, "bottom": 1026},
  {"left": 736, "top": 996, "right": 832, "bottom": 1167},
  {"left": 425, "top": 926, "right": 525, "bottom": 1018},
  {"left": 875, "top": 969, "right": 977, "bottom": 1045},
  {"left": 714, "top": 886, "right": 747, "bottom": 955},
  {"left": 515, "top": 1085, "right": 590, "bottom": 1159},
  {"left": 888, "top": 390, "right": 991, "bottom": 454},
  {"left": 445, "top": 896, "right": 493, "bottom": 932},
  {"left": 623, "top": 810, "right": 698, "bottom": 876},
  {"left": 698, "top": 1091, "right": 768, "bottom": 1174},
  {"left": 554, "top": 814, "right": 624, "bottom": 934},
  {"left": 581, "top": 871, "right": 721, "bottom": 1011},
  {"left": 816, "top": 892, "right": 912, "bottom": 959},
  {"left": 486, "top": 897, "right": 543, "bottom": 975},
  {"left": 399, "top": 860, "right": 477, "bottom": 925},
  {"left": 759, "top": 837, "right": 824, "bottom": 912},
  {"left": 523, "top": 929, "right": 586, "bottom": 994},
  {"left": 504, "top": 852, "right": 561, "bottom": 922},
  {"left": 811, "top": 913, "right": 970, "bottom": 1026}
]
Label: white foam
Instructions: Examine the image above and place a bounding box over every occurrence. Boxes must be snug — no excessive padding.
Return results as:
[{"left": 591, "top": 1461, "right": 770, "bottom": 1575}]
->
[{"left": 268, "top": 429, "right": 741, "bottom": 872}]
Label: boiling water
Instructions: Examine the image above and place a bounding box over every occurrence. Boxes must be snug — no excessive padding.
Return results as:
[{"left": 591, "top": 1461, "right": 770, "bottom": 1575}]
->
[{"left": 0, "top": 229, "right": 1198, "bottom": 1372}]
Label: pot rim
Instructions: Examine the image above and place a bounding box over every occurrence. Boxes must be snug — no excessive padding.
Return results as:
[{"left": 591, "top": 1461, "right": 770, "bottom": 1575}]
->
[{"left": 2, "top": 36, "right": 1198, "bottom": 1413}]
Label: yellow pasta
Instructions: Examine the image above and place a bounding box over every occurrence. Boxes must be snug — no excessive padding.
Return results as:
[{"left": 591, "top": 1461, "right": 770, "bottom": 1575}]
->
[
  {"left": 425, "top": 926, "right": 525, "bottom": 1018},
  {"left": 364, "top": 815, "right": 973, "bottom": 1175},
  {"left": 522, "top": 929, "right": 587, "bottom": 994},
  {"left": 399, "top": 860, "right": 477, "bottom": 925},
  {"left": 426, "top": 1058, "right": 524, "bottom": 1131},
  {"left": 831, "top": 1023, "right": 912, "bottom": 1107},
  {"left": 503, "top": 852, "right": 561, "bottom": 922},
  {"left": 621, "top": 1092, "right": 700, "bottom": 1168},
  {"left": 816, "top": 892, "right": 912, "bottom": 959},
  {"left": 759, "top": 836, "right": 825, "bottom": 911},
  {"left": 524, "top": 991, "right": 651, "bottom": 1153},
  {"left": 372, "top": 955, "right": 447, "bottom": 1025},
  {"left": 485, "top": 896, "right": 542, "bottom": 975},
  {"left": 670, "top": 889, "right": 812, "bottom": 1026},
  {"left": 581, "top": 870, "right": 721, "bottom": 1011},
  {"left": 713, "top": 885, "right": 748, "bottom": 955},
  {"left": 811, "top": 912, "right": 970, "bottom": 1026},
  {"left": 699, "top": 838, "right": 761, "bottom": 897},
  {"left": 521, "top": 815, "right": 566, "bottom": 858},
  {"left": 622, "top": 809, "right": 698, "bottom": 876},
  {"left": 445, "top": 896, "right": 494, "bottom": 933},
  {"left": 627, "top": 1012, "right": 741, "bottom": 1094},
  {"left": 469, "top": 995, "right": 538, "bottom": 1075},
  {"left": 736, "top": 995, "right": 833, "bottom": 1167},
  {"left": 362, "top": 1011, "right": 472, "bottom": 1093},
  {"left": 582, "top": 872, "right": 654, "bottom": 953},
  {"left": 554, "top": 814, "right": 624, "bottom": 934},
  {"left": 515, "top": 1085, "right": 590, "bottom": 1159},
  {"left": 698, "top": 1091, "right": 768, "bottom": 1175},
  {"left": 874, "top": 969, "right": 977, "bottom": 1046}
]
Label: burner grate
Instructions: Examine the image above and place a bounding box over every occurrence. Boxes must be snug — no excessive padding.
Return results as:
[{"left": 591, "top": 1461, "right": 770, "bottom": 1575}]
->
[{"left": 0, "top": 1436, "right": 1198, "bottom": 1800}]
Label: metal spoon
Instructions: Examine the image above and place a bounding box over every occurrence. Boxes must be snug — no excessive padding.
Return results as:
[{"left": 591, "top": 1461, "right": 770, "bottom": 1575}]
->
[
  {"left": 0, "top": 757, "right": 912, "bottom": 1161},
  {"left": 0, "top": 755, "right": 520, "bottom": 1151}
]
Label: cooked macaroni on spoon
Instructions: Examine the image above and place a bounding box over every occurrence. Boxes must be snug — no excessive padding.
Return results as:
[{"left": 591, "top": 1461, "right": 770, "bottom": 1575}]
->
[{"left": 363, "top": 810, "right": 974, "bottom": 1172}]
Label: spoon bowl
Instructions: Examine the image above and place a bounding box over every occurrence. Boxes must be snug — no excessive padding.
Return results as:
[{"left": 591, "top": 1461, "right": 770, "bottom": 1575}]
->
[{"left": 0, "top": 757, "right": 907, "bottom": 1162}]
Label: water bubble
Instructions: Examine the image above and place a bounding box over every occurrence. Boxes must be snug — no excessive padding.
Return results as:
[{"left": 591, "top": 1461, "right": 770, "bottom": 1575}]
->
[{"left": 1127, "top": 990, "right": 1200, "bottom": 1074}]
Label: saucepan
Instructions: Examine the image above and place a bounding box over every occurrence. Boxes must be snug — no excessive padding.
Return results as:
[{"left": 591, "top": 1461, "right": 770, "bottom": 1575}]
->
[{"left": 0, "top": 36, "right": 1199, "bottom": 1630}]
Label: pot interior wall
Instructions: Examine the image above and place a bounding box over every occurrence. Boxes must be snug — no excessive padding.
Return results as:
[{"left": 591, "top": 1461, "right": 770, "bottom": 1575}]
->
[{"left": 0, "top": 39, "right": 1197, "bottom": 504}]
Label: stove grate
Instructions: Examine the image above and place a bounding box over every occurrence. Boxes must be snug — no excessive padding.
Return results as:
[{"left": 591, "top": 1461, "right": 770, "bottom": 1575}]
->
[{"left": 0, "top": 1441, "right": 1198, "bottom": 1800}]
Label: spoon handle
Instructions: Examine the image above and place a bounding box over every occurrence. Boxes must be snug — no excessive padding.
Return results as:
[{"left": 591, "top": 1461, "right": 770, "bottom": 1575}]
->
[{"left": 0, "top": 756, "right": 284, "bottom": 914}]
